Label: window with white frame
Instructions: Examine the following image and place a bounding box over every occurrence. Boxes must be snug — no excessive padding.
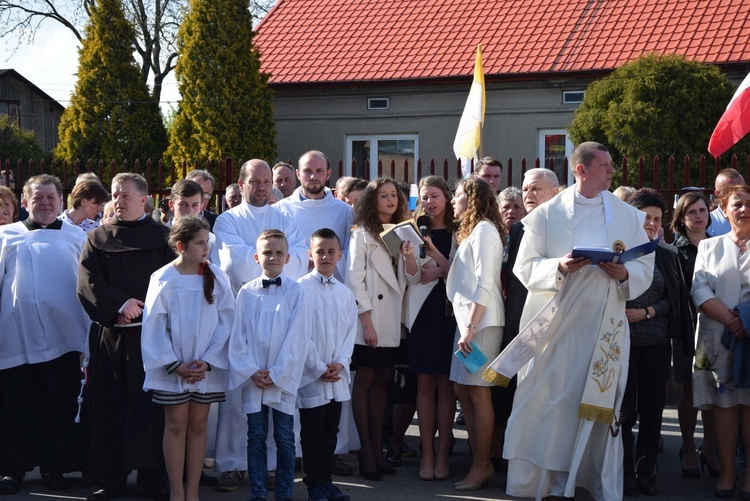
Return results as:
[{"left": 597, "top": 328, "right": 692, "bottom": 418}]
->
[
  {"left": 346, "top": 134, "right": 419, "bottom": 181},
  {"left": 538, "top": 130, "right": 574, "bottom": 186}
]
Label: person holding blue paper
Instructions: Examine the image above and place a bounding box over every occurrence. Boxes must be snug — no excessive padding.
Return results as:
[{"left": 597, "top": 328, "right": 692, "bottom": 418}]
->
[
  {"left": 692, "top": 184, "right": 750, "bottom": 498},
  {"left": 446, "top": 176, "right": 505, "bottom": 491},
  {"left": 484, "top": 142, "right": 654, "bottom": 501}
]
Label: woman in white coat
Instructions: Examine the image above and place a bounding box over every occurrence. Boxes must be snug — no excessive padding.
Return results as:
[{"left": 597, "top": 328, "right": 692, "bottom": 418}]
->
[
  {"left": 692, "top": 184, "right": 750, "bottom": 498},
  {"left": 346, "top": 177, "right": 418, "bottom": 480},
  {"left": 447, "top": 176, "right": 505, "bottom": 491}
]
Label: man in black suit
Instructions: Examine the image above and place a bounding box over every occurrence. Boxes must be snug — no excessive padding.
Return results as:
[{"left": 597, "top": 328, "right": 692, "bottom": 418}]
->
[{"left": 492, "top": 167, "right": 559, "bottom": 467}]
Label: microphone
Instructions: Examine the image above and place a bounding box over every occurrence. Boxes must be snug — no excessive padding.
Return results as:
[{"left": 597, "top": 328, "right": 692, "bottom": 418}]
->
[{"left": 416, "top": 215, "right": 430, "bottom": 259}]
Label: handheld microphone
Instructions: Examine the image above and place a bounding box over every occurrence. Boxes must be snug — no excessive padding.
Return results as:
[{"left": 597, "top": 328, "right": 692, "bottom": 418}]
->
[{"left": 416, "top": 215, "right": 430, "bottom": 259}]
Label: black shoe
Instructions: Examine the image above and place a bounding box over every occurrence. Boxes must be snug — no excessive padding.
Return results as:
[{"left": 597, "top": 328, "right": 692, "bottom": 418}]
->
[
  {"left": 357, "top": 453, "right": 382, "bottom": 481},
  {"left": 715, "top": 475, "right": 738, "bottom": 499},
  {"left": 0, "top": 476, "right": 21, "bottom": 495},
  {"left": 200, "top": 471, "right": 218, "bottom": 486},
  {"left": 378, "top": 464, "right": 397, "bottom": 475},
  {"left": 699, "top": 447, "right": 721, "bottom": 478},
  {"left": 332, "top": 455, "right": 353, "bottom": 476},
  {"left": 679, "top": 448, "right": 701, "bottom": 479},
  {"left": 324, "top": 482, "right": 350, "bottom": 501},
  {"left": 385, "top": 447, "right": 402, "bottom": 467},
  {"left": 43, "top": 472, "right": 69, "bottom": 491},
  {"left": 623, "top": 475, "right": 639, "bottom": 497},
  {"left": 455, "top": 411, "right": 465, "bottom": 425},
  {"left": 637, "top": 475, "right": 657, "bottom": 496}
]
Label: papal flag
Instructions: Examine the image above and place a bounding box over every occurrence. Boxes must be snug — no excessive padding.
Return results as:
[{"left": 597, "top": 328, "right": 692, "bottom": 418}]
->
[
  {"left": 453, "top": 44, "right": 485, "bottom": 179},
  {"left": 708, "top": 71, "right": 750, "bottom": 158}
]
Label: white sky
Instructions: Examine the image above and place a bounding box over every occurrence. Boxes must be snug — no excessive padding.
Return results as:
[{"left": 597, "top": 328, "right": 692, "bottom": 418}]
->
[{"left": 1, "top": 18, "right": 181, "bottom": 112}]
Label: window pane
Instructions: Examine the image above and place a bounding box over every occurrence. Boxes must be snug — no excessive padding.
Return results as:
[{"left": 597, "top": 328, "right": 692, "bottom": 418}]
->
[
  {"left": 0, "top": 102, "right": 7, "bottom": 115},
  {"left": 378, "top": 139, "right": 415, "bottom": 182},
  {"left": 543, "top": 134, "right": 567, "bottom": 169},
  {"left": 351, "top": 140, "right": 370, "bottom": 179}
]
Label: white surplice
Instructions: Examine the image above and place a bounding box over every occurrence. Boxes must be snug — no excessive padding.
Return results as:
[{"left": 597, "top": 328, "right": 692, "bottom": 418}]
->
[
  {"left": 228, "top": 274, "right": 310, "bottom": 415},
  {"left": 296, "top": 270, "right": 358, "bottom": 408},
  {"left": 141, "top": 262, "right": 235, "bottom": 394},
  {"left": 213, "top": 202, "right": 309, "bottom": 293},
  {"left": 275, "top": 187, "right": 354, "bottom": 280},
  {"left": 0, "top": 222, "right": 88, "bottom": 370},
  {"left": 505, "top": 187, "right": 653, "bottom": 501}
]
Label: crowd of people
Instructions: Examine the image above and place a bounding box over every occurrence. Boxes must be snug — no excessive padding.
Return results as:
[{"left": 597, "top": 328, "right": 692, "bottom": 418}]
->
[{"left": 1, "top": 143, "right": 750, "bottom": 501}]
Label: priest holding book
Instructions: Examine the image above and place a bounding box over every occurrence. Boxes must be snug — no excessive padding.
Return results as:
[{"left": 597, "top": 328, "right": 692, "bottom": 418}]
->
[{"left": 484, "top": 142, "right": 654, "bottom": 501}]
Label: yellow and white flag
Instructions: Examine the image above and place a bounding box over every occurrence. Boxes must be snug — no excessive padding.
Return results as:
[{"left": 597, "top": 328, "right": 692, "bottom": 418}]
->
[{"left": 453, "top": 44, "right": 485, "bottom": 179}]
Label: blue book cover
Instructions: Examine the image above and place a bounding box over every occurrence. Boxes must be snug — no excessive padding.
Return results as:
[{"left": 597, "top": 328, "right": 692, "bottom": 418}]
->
[
  {"left": 454, "top": 341, "right": 488, "bottom": 374},
  {"left": 571, "top": 237, "right": 659, "bottom": 265}
]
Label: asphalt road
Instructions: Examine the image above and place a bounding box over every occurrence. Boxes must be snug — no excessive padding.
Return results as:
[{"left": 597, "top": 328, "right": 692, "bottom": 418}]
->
[{"left": 8, "top": 408, "right": 729, "bottom": 500}]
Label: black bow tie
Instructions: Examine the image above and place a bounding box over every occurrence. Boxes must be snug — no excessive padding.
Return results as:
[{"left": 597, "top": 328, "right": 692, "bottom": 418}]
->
[
  {"left": 262, "top": 277, "right": 282, "bottom": 288},
  {"left": 321, "top": 276, "right": 335, "bottom": 285}
]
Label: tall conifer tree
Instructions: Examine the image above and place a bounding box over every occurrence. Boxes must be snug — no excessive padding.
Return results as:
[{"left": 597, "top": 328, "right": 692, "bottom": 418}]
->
[
  {"left": 167, "top": 0, "right": 276, "bottom": 163},
  {"left": 55, "top": 0, "right": 167, "bottom": 162}
]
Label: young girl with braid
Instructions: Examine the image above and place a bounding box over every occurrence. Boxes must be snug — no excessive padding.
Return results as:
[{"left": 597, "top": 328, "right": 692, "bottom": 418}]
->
[{"left": 141, "top": 216, "right": 235, "bottom": 501}]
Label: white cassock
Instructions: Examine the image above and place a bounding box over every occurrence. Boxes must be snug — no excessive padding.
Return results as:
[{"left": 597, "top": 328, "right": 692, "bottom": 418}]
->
[
  {"left": 296, "top": 270, "right": 358, "bottom": 407},
  {"left": 212, "top": 202, "right": 308, "bottom": 470},
  {"left": 0, "top": 222, "right": 88, "bottom": 370},
  {"left": 229, "top": 275, "right": 310, "bottom": 415},
  {"left": 275, "top": 188, "right": 354, "bottom": 281},
  {"left": 504, "top": 187, "right": 653, "bottom": 501},
  {"left": 276, "top": 188, "right": 356, "bottom": 451},
  {"left": 213, "top": 202, "right": 308, "bottom": 293},
  {"left": 141, "top": 262, "right": 234, "bottom": 394}
]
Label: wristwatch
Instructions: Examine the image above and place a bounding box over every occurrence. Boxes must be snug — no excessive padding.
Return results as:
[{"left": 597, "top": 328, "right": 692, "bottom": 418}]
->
[
  {"left": 644, "top": 308, "right": 652, "bottom": 320},
  {"left": 465, "top": 322, "right": 477, "bottom": 330}
]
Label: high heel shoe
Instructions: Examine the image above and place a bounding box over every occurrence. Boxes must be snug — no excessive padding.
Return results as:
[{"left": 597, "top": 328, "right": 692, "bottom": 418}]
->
[
  {"left": 699, "top": 447, "right": 721, "bottom": 479},
  {"left": 714, "top": 474, "right": 737, "bottom": 499},
  {"left": 679, "top": 448, "right": 701, "bottom": 479},
  {"left": 454, "top": 464, "right": 494, "bottom": 491},
  {"left": 357, "top": 452, "right": 382, "bottom": 481}
]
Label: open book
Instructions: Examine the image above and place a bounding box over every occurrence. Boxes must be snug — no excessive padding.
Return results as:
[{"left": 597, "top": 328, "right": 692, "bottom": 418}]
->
[
  {"left": 379, "top": 220, "right": 424, "bottom": 257},
  {"left": 571, "top": 237, "right": 659, "bottom": 265}
]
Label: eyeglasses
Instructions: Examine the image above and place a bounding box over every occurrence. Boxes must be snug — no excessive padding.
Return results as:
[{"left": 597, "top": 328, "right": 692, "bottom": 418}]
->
[{"left": 202, "top": 193, "right": 212, "bottom": 200}]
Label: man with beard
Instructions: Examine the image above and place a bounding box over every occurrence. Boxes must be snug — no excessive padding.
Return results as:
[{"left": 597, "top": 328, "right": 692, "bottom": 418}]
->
[
  {"left": 77, "top": 173, "right": 174, "bottom": 500},
  {"left": 275, "top": 151, "right": 354, "bottom": 281},
  {"left": 211, "top": 159, "right": 308, "bottom": 491}
]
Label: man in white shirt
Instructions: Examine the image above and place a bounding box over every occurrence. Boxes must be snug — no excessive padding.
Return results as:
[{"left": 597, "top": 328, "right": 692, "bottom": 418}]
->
[
  {"left": 707, "top": 168, "right": 745, "bottom": 237},
  {"left": 275, "top": 151, "right": 354, "bottom": 281},
  {"left": 212, "top": 159, "right": 308, "bottom": 491}
]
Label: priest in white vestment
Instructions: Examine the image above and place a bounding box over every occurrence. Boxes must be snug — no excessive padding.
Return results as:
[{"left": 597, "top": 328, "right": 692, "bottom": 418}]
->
[
  {"left": 486, "top": 142, "right": 654, "bottom": 501},
  {"left": 211, "top": 159, "right": 308, "bottom": 483},
  {"left": 0, "top": 175, "right": 89, "bottom": 494}
]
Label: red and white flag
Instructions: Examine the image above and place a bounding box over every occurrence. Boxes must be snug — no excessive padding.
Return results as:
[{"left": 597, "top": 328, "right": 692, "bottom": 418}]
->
[{"left": 708, "top": 72, "right": 750, "bottom": 158}]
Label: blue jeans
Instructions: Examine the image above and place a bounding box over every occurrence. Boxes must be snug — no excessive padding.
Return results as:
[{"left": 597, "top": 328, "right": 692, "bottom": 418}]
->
[{"left": 247, "top": 406, "right": 295, "bottom": 499}]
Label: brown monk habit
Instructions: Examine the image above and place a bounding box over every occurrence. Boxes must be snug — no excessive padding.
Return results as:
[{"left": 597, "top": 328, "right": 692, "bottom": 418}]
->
[{"left": 77, "top": 217, "right": 175, "bottom": 488}]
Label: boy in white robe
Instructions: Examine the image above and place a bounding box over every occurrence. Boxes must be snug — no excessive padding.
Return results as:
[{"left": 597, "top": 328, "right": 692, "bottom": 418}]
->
[
  {"left": 296, "top": 229, "right": 357, "bottom": 501},
  {"left": 229, "top": 229, "right": 310, "bottom": 501}
]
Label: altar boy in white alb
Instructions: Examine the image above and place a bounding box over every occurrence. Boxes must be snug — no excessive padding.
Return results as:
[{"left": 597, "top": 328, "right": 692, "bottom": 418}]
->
[
  {"left": 0, "top": 175, "right": 89, "bottom": 494},
  {"left": 297, "top": 229, "right": 357, "bottom": 501},
  {"left": 228, "top": 229, "right": 310, "bottom": 501}
]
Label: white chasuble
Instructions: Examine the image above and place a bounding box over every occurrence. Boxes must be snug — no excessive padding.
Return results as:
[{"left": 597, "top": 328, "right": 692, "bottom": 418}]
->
[{"left": 501, "top": 187, "right": 653, "bottom": 501}]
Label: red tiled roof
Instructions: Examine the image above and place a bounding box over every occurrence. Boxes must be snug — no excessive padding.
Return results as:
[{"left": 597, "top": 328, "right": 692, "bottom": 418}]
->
[{"left": 254, "top": 0, "right": 750, "bottom": 85}]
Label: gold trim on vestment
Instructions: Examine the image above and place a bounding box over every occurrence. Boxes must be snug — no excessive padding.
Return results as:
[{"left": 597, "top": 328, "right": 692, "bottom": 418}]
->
[
  {"left": 481, "top": 368, "right": 510, "bottom": 387},
  {"left": 577, "top": 404, "right": 613, "bottom": 423}
]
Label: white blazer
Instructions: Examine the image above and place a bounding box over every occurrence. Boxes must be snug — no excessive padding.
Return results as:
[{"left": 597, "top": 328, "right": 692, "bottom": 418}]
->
[
  {"left": 445, "top": 220, "right": 504, "bottom": 333},
  {"left": 346, "top": 227, "right": 419, "bottom": 348},
  {"left": 692, "top": 234, "right": 744, "bottom": 345}
]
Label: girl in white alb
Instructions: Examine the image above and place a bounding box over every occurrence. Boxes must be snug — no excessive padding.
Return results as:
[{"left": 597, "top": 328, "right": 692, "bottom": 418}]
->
[{"left": 141, "top": 216, "right": 235, "bottom": 501}]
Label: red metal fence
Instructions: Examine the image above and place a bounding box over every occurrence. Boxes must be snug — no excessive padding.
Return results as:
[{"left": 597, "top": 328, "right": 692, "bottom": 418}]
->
[{"left": 3, "top": 154, "right": 750, "bottom": 213}]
